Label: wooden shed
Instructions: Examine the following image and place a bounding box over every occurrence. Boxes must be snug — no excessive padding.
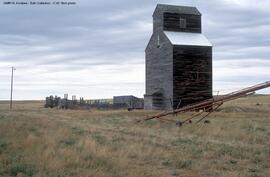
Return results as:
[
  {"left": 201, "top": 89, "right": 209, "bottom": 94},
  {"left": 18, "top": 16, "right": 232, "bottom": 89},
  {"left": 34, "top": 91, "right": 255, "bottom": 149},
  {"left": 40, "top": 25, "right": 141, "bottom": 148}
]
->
[
  {"left": 113, "top": 95, "right": 144, "bottom": 109},
  {"left": 144, "top": 4, "right": 212, "bottom": 110}
]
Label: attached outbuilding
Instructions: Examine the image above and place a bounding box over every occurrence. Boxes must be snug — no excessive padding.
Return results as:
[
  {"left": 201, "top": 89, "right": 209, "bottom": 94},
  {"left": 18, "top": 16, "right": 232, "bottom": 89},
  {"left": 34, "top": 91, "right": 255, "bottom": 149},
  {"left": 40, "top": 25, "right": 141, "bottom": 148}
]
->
[{"left": 145, "top": 4, "right": 213, "bottom": 110}]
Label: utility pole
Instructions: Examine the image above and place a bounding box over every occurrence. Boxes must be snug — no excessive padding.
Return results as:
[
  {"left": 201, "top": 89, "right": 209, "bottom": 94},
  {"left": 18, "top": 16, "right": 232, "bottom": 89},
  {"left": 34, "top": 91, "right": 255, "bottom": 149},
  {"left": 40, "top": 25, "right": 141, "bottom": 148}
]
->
[{"left": 10, "top": 66, "right": 16, "bottom": 109}]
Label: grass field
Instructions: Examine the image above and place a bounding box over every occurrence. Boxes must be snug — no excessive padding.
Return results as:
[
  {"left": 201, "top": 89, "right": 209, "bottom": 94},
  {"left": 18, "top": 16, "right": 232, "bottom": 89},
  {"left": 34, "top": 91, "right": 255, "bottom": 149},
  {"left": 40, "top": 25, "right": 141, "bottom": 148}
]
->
[{"left": 0, "top": 96, "right": 269, "bottom": 177}]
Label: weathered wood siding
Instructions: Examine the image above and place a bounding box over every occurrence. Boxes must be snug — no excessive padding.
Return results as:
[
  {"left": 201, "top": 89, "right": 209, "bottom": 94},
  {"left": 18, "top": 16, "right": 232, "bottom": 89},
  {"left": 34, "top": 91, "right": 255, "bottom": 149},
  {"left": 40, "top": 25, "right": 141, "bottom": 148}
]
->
[
  {"left": 113, "top": 96, "right": 144, "bottom": 109},
  {"left": 145, "top": 32, "right": 173, "bottom": 110},
  {"left": 173, "top": 45, "right": 212, "bottom": 108},
  {"left": 145, "top": 5, "right": 212, "bottom": 110},
  {"left": 163, "top": 13, "right": 201, "bottom": 33},
  {"left": 153, "top": 11, "right": 163, "bottom": 34}
]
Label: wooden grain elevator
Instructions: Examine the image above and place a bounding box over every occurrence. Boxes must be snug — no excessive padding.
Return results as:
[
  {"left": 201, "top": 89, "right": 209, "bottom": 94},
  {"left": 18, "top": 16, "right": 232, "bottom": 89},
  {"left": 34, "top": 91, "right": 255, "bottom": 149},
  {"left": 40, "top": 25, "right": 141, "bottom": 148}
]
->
[{"left": 144, "top": 4, "right": 213, "bottom": 110}]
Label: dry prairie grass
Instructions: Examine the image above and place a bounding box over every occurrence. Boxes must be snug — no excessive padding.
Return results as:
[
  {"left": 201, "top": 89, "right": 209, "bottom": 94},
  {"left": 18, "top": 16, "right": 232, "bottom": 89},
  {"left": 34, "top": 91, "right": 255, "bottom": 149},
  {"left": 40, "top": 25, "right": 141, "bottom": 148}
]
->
[{"left": 0, "top": 96, "right": 269, "bottom": 177}]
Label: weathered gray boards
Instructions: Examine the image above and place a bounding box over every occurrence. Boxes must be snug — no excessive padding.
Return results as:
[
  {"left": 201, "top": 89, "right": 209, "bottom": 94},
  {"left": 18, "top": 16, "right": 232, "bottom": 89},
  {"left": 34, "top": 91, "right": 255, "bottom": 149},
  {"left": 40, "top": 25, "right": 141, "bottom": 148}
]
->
[
  {"left": 144, "top": 4, "right": 212, "bottom": 110},
  {"left": 113, "top": 95, "right": 144, "bottom": 109}
]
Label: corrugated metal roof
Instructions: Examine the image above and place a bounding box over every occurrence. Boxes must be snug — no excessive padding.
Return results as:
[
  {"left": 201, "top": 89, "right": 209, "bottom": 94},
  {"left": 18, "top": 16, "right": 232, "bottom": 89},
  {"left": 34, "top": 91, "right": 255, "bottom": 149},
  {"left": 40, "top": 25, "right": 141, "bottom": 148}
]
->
[
  {"left": 154, "top": 4, "right": 201, "bottom": 16},
  {"left": 164, "top": 31, "right": 212, "bottom": 47}
]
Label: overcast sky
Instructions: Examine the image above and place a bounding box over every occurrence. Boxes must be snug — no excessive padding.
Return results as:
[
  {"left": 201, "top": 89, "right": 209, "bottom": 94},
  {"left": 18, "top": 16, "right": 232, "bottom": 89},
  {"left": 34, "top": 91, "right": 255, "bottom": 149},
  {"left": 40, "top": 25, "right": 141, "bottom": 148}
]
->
[{"left": 0, "top": 0, "right": 269, "bottom": 100}]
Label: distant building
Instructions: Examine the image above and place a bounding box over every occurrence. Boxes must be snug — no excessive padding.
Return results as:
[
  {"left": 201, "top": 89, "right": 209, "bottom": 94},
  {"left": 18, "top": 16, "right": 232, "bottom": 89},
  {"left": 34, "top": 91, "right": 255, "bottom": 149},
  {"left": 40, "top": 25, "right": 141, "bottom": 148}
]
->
[
  {"left": 113, "top": 95, "right": 144, "bottom": 109},
  {"left": 145, "top": 4, "right": 213, "bottom": 110}
]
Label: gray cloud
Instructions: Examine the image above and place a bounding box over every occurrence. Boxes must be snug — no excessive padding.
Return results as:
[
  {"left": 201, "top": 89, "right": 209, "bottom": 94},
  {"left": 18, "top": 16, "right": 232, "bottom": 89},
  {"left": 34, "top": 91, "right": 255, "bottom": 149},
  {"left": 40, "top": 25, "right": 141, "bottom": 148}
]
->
[{"left": 0, "top": 0, "right": 269, "bottom": 100}]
